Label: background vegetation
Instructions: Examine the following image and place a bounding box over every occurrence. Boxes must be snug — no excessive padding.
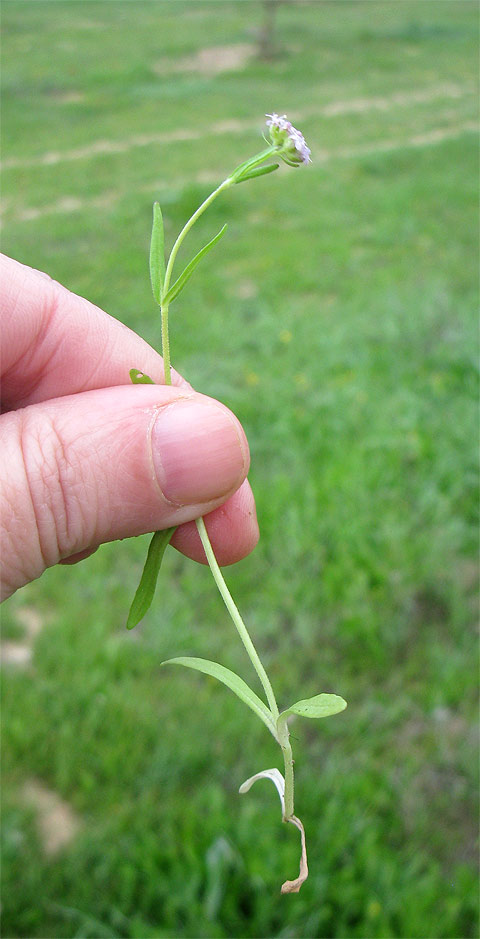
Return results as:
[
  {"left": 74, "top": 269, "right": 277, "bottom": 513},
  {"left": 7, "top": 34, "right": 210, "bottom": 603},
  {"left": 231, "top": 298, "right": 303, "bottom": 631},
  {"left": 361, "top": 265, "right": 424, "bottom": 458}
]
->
[{"left": 1, "top": 2, "right": 478, "bottom": 937}]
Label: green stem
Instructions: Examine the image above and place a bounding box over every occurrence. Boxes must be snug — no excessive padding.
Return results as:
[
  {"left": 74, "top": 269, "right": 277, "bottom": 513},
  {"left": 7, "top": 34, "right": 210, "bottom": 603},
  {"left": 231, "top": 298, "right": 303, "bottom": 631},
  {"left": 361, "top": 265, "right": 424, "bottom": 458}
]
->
[
  {"left": 277, "top": 718, "right": 295, "bottom": 819},
  {"left": 160, "top": 177, "right": 233, "bottom": 385},
  {"left": 157, "top": 160, "right": 295, "bottom": 814},
  {"left": 164, "top": 178, "right": 233, "bottom": 297},
  {"left": 195, "top": 516, "right": 279, "bottom": 722},
  {"left": 158, "top": 147, "right": 277, "bottom": 384},
  {"left": 160, "top": 302, "right": 172, "bottom": 385}
]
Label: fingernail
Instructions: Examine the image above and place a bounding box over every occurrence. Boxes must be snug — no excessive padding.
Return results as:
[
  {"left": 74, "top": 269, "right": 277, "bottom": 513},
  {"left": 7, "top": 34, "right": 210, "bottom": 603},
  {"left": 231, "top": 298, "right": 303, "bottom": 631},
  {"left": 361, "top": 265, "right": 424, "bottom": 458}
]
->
[{"left": 150, "top": 396, "right": 249, "bottom": 506}]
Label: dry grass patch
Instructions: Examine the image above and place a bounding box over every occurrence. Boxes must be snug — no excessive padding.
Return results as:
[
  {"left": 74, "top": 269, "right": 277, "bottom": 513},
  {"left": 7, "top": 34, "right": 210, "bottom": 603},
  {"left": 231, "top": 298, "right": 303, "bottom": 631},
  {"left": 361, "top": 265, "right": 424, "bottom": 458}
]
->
[
  {"left": 153, "top": 43, "right": 254, "bottom": 77},
  {"left": 22, "top": 780, "right": 81, "bottom": 856}
]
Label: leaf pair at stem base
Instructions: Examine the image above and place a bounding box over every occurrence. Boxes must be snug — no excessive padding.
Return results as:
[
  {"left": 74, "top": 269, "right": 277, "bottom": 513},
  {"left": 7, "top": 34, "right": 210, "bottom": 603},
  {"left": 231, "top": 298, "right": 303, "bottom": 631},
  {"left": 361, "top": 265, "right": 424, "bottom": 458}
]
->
[{"left": 161, "top": 654, "right": 347, "bottom": 741}]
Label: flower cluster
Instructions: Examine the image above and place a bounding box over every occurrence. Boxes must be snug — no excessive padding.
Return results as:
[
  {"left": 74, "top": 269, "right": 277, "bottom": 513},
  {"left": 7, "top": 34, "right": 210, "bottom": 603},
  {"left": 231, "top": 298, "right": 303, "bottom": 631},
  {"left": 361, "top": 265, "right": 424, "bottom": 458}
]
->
[{"left": 266, "top": 113, "right": 312, "bottom": 166}]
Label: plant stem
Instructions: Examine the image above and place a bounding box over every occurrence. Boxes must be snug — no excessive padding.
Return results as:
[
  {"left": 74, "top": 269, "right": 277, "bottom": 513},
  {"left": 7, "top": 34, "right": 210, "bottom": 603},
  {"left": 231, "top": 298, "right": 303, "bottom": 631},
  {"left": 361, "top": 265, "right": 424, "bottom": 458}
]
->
[
  {"left": 158, "top": 165, "right": 296, "bottom": 816},
  {"left": 160, "top": 302, "right": 172, "bottom": 385},
  {"left": 164, "top": 178, "right": 233, "bottom": 297},
  {"left": 196, "top": 516, "right": 280, "bottom": 723},
  {"left": 159, "top": 177, "right": 233, "bottom": 385},
  {"left": 277, "top": 720, "right": 295, "bottom": 819},
  {"left": 158, "top": 147, "right": 277, "bottom": 385}
]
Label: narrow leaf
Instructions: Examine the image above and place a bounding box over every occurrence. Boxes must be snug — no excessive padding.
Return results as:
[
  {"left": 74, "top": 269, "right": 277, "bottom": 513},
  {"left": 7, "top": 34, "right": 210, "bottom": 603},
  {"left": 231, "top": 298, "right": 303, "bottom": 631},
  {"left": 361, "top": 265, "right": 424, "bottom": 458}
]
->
[
  {"left": 162, "top": 224, "right": 227, "bottom": 306},
  {"left": 230, "top": 145, "right": 275, "bottom": 182},
  {"left": 126, "top": 528, "right": 176, "bottom": 629},
  {"left": 129, "top": 368, "right": 155, "bottom": 384},
  {"left": 234, "top": 163, "right": 279, "bottom": 184},
  {"left": 149, "top": 202, "right": 165, "bottom": 305},
  {"left": 161, "top": 656, "right": 277, "bottom": 737},
  {"left": 239, "top": 768, "right": 285, "bottom": 811},
  {"left": 230, "top": 154, "right": 258, "bottom": 179},
  {"left": 278, "top": 693, "right": 347, "bottom": 725}
]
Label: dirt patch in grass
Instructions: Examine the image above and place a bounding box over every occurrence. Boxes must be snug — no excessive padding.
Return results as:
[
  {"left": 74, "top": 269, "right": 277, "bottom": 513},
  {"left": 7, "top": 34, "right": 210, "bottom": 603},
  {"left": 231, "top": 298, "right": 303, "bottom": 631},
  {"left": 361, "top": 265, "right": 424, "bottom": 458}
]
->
[
  {"left": 15, "top": 605, "right": 45, "bottom": 640},
  {"left": 0, "top": 605, "right": 47, "bottom": 667},
  {"left": 23, "top": 779, "right": 81, "bottom": 856},
  {"left": 153, "top": 43, "right": 254, "bottom": 77},
  {"left": 0, "top": 642, "right": 33, "bottom": 666},
  {"left": 49, "top": 90, "right": 85, "bottom": 105}
]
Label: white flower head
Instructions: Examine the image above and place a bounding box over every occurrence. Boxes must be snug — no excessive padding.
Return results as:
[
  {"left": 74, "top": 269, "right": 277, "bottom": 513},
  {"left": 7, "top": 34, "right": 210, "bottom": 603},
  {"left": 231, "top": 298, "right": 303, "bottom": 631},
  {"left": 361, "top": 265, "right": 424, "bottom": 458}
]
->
[{"left": 266, "top": 113, "right": 311, "bottom": 166}]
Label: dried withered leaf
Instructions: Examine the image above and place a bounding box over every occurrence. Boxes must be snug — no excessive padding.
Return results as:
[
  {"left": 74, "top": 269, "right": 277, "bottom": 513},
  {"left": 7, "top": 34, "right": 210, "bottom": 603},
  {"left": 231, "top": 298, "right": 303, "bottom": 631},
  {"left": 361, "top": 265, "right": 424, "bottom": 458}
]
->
[{"left": 281, "top": 815, "right": 308, "bottom": 894}]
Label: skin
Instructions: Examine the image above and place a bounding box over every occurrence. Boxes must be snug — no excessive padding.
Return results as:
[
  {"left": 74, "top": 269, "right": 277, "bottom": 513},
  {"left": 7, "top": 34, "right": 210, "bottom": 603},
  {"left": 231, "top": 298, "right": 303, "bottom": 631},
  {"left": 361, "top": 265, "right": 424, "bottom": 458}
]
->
[{"left": 0, "top": 254, "right": 259, "bottom": 601}]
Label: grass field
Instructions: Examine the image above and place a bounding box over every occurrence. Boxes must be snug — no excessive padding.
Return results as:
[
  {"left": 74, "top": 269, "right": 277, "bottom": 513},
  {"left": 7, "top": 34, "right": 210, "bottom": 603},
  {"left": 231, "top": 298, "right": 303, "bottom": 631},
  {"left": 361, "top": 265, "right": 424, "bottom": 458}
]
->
[{"left": 1, "top": 2, "right": 478, "bottom": 937}]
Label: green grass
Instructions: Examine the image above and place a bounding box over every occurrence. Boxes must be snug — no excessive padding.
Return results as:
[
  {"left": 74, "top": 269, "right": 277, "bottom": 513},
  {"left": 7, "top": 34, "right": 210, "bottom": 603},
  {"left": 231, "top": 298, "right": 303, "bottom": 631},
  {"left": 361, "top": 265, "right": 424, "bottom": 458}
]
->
[{"left": 1, "top": 2, "right": 478, "bottom": 937}]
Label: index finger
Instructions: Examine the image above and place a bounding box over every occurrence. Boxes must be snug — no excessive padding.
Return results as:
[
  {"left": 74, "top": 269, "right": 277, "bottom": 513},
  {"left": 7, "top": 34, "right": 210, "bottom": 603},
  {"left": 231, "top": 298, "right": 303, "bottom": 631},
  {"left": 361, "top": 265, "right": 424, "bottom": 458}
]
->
[{"left": 1, "top": 253, "right": 188, "bottom": 411}]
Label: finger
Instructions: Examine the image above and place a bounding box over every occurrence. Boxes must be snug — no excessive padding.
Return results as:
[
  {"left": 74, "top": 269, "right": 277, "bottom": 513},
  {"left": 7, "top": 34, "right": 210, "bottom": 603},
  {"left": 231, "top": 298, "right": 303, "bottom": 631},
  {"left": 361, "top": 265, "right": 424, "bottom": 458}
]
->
[
  {"left": 57, "top": 481, "right": 259, "bottom": 569},
  {"left": 1, "top": 384, "right": 249, "bottom": 599},
  {"left": 1, "top": 253, "right": 186, "bottom": 410},
  {"left": 171, "top": 479, "right": 259, "bottom": 566}
]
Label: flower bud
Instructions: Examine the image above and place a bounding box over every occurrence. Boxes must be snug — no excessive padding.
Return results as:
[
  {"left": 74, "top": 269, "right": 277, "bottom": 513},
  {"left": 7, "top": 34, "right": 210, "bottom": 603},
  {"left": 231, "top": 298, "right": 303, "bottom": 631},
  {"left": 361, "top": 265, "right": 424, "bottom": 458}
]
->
[{"left": 266, "top": 113, "right": 311, "bottom": 166}]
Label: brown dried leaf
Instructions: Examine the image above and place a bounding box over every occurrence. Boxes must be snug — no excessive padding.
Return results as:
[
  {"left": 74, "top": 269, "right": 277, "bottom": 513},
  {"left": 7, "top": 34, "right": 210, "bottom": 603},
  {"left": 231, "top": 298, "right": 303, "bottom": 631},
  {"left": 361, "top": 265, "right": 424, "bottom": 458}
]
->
[{"left": 281, "top": 815, "right": 309, "bottom": 894}]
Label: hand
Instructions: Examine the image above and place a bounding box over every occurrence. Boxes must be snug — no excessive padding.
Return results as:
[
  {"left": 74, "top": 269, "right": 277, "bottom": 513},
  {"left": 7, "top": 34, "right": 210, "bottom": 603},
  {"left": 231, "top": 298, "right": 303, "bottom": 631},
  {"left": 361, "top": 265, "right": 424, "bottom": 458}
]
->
[{"left": 0, "top": 254, "right": 259, "bottom": 601}]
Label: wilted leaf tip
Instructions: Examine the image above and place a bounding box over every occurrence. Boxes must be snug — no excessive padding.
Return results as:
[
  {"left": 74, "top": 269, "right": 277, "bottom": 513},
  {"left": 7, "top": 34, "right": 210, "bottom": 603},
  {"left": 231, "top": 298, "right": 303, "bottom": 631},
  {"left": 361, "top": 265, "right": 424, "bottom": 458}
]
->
[{"left": 281, "top": 815, "right": 308, "bottom": 894}]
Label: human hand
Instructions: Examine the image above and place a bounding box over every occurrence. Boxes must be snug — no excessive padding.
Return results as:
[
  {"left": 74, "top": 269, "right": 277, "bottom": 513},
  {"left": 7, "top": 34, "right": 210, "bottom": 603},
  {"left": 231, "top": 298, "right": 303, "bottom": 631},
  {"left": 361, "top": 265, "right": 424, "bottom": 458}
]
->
[{"left": 0, "top": 254, "right": 259, "bottom": 601}]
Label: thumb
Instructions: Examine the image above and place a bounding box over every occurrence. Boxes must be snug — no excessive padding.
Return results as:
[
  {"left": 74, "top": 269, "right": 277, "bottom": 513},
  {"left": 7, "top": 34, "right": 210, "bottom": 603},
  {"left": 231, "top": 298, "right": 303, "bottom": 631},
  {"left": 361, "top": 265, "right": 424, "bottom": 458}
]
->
[{"left": 1, "top": 384, "right": 249, "bottom": 599}]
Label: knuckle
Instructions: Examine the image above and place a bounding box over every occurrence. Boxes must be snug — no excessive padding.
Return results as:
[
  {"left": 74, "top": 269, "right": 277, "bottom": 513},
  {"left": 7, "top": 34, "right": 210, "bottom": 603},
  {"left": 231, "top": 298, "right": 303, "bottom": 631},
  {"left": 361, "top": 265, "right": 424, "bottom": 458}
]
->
[{"left": 19, "top": 409, "right": 79, "bottom": 565}]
